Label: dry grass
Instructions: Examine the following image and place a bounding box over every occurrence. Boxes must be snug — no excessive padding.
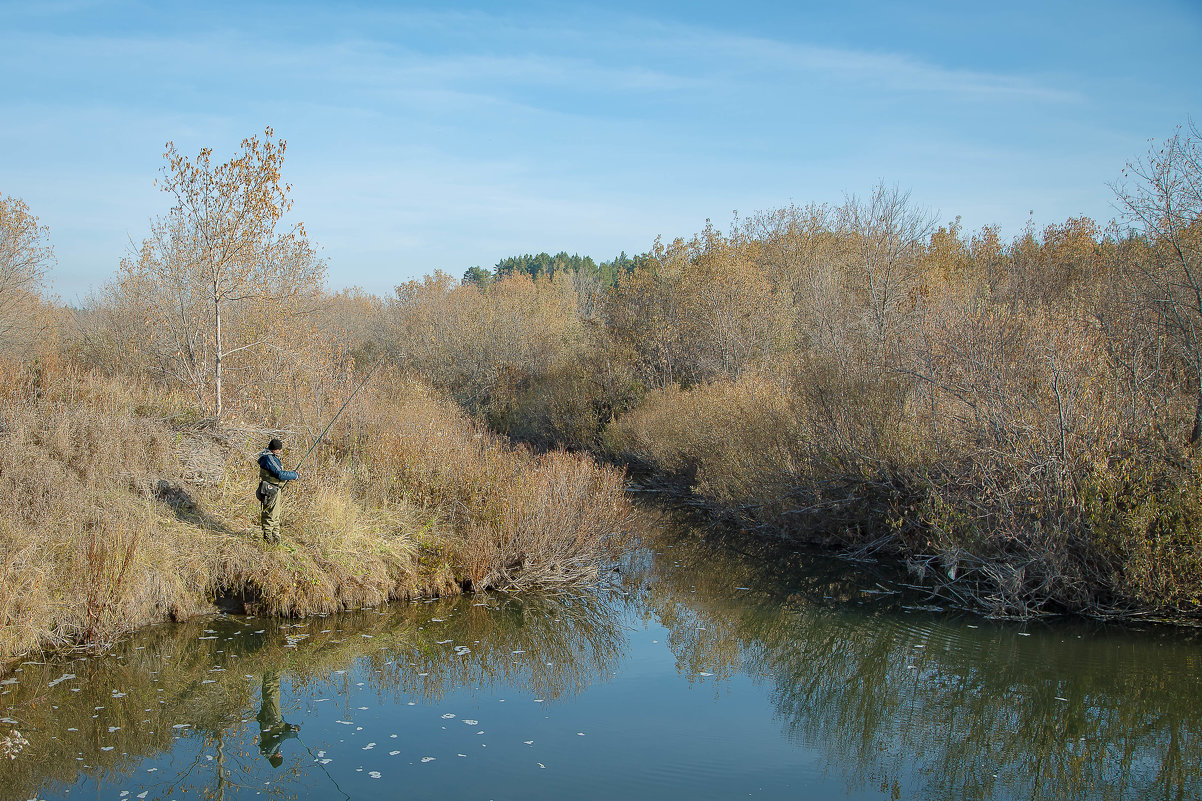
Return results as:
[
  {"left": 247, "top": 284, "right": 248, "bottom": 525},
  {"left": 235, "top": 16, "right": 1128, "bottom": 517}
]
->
[{"left": 0, "top": 366, "right": 633, "bottom": 671}]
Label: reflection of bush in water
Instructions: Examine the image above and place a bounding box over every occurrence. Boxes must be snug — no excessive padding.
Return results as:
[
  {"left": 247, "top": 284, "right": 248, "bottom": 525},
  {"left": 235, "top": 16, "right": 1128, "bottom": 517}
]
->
[
  {"left": 633, "top": 524, "right": 1202, "bottom": 801},
  {"left": 0, "top": 591, "right": 625, "bottom": 800}
]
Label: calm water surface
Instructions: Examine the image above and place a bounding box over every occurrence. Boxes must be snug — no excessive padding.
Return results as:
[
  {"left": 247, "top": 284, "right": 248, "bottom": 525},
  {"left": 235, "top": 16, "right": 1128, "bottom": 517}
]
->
[{"left": 2, "top": 520, "right": 1200, "bottom": 801}]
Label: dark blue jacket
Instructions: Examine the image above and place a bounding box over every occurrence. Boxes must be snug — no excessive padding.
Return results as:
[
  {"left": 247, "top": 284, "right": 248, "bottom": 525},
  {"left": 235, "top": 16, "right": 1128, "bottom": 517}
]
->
[{"left": 258, "top": 450, "right": 299, "bottom": 485}]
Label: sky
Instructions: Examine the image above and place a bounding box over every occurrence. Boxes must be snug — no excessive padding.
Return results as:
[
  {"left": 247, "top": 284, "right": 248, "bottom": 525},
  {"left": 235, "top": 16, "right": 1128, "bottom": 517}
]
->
[{"left": 2, "top": 0, "right": 1200, "bottom": 301}]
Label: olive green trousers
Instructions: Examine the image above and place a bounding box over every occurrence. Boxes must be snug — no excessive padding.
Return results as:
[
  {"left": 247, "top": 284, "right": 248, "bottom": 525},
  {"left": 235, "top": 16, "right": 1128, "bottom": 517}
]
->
[{"left": 260, "top": 486, "right": 283, "bottom": 543}]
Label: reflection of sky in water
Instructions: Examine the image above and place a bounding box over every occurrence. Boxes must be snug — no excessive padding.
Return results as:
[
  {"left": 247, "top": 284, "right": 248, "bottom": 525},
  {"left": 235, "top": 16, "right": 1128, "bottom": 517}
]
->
[{"left": 2, "top": 526, "right": 1201, "bottom": 801}]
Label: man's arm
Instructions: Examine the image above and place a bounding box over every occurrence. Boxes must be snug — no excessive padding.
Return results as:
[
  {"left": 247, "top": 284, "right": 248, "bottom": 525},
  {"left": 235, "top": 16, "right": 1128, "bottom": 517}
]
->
[{"left": 259, "top": 452, "right": 299, "bottom": 482}]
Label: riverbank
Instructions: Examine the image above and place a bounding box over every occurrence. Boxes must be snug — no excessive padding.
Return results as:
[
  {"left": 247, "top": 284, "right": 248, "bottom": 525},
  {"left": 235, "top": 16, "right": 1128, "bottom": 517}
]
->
[{"left": 0, "top": 366, "right": 632, "bottom": 672}]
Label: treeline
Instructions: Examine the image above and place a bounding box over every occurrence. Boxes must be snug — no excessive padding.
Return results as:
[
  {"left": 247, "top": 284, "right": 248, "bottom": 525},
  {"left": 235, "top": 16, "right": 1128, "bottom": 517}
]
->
[
  {"left": 465, "top": 250, "right": 653, "bottom": 287},
  {"left": 376, "top": 124, "right": 1202, "bottom": 620}
]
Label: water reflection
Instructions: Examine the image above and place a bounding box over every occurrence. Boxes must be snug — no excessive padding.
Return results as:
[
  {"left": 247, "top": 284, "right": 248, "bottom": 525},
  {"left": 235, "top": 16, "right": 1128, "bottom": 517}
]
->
[
  {"left": 256, "top": 670, "right": 300, "bottom": 767},
  {"left": 628, "top": 517, "right": 1202, "bottom": 801},
  {"left": 2, "top": 516, "right": 1200, "bottom": 801},
  {"left": 0, "top": 591, "right": 625, "bottom": 801}
]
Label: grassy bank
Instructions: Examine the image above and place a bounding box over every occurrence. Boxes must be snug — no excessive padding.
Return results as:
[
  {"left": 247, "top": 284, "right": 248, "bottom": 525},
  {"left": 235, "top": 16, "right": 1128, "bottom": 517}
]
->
[{"left": 0, "top": 364, "right": 632, "bottom": 671}]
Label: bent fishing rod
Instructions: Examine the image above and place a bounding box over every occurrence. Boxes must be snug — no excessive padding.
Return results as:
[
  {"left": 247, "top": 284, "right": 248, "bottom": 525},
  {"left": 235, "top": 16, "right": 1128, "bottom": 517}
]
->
[{"left": 294, "top": 358, "right": 384, "bottom": 471}]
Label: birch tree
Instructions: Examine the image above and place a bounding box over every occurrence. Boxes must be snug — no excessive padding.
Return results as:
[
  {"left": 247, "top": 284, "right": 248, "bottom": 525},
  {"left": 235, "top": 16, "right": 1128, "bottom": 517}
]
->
[{"left": 121, "top": 128, "right": 324, "bottom": 418}]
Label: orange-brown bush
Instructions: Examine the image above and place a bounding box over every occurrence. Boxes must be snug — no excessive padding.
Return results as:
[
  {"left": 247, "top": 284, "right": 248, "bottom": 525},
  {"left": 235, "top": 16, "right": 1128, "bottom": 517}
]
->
[
  {"left": 600, "top": 182, "right": 1202, "bottom": 619},
  {"left": 383, "top": 271, "right": 641, "bottom": 447}
]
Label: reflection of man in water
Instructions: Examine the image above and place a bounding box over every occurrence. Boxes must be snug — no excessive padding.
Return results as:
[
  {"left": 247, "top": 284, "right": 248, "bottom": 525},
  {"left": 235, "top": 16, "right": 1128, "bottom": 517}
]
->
[{"left": 257, "top": 669, "right": 300, "bottom": 768}]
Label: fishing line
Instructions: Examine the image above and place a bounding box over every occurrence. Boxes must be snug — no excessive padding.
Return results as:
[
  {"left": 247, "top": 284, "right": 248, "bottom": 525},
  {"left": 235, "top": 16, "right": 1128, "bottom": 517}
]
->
[{"left": 295, "top": 358, "right": 384, "bottom": 471}]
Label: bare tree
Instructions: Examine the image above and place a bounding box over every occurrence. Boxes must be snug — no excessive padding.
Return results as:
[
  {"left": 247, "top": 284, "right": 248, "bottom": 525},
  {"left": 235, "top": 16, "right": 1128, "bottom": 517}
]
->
[
  {"left": 839, "top": 183, "right": 937, "bottom": 364},
  {"left": 1112, "top": 120, "right": 1202, "bottom": 444},
  {"left": 0, "top": 193, "right": 53, "bottom": 354}
]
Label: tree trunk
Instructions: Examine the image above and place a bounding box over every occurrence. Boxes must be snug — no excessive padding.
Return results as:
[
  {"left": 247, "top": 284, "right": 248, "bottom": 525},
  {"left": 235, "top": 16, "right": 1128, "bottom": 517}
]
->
[{"left": 214, "top": 295, "right": 223, "bottom": 419}]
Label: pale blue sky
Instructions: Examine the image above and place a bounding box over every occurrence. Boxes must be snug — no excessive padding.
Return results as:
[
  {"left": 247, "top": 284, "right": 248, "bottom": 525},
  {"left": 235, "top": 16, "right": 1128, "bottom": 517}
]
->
[{"left": 2, "top": 0, "right": 1199, "bottom": 300}]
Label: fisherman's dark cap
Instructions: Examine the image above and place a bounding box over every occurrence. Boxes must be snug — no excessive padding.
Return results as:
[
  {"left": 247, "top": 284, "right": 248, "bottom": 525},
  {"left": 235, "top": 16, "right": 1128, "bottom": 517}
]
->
[{"left": 268, "top": 438, "right": 284, "bottom": 451}]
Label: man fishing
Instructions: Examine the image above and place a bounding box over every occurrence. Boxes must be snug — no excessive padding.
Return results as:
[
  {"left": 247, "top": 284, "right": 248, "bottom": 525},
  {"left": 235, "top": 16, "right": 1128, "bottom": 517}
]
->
[{"left": 256, "top": 438, "right": 300, "bottom": 544}]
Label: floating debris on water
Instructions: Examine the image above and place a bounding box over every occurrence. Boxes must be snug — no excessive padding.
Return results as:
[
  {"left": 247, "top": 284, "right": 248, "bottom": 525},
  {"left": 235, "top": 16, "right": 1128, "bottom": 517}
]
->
[{"left": 48, "top": 673, "right": 75, "bottom": 688}]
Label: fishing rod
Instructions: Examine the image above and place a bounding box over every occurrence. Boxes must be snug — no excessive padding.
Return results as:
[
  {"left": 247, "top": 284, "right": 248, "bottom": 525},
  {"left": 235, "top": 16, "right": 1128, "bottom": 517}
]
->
[{"left": 294, "top": 358, "right": 384, "bottom": 471}]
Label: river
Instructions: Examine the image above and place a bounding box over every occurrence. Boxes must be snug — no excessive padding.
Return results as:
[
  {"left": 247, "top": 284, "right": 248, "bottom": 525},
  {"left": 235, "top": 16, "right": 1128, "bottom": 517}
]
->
[{"left": 2, "top": 514, "right": 1199, "bottom": 800}]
